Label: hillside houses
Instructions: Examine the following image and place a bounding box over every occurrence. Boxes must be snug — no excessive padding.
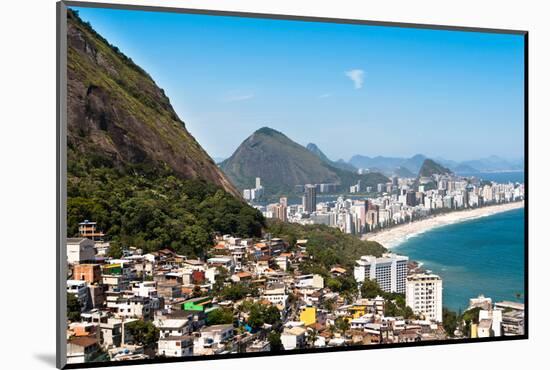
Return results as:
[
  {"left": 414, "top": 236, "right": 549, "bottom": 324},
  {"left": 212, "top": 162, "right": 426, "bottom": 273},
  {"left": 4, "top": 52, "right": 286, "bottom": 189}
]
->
[{"left": 66, "top": 220, "right": 520, "bottom": 364}]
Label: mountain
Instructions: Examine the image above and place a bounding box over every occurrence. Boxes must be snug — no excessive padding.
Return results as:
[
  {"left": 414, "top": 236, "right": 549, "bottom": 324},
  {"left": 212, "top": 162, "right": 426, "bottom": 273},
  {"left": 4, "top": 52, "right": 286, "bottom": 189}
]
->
[
  {"left": 348, "top": 153, "right": 523, "bottom": 176},
  {"left": 394, "top": 166, "right": 415, "bottom": 178},
  {"left": 306, "top": 143, "right": 357, "bottom": 172},
  {"left": 418, "top": 159, "right": 452, "bottom": 178},
  {"left": 400, "top": 154, "right": 427, "bottom": 174},
  {"left": 349, "top": 155, "right": 404, "bottom": 173},
  {"left": 220, "top": 128, "right": 339, "bottom": 192},
  {"left": 220, "top": 127, "right": 387, "bottom": 194},
  {"left": 66, "top": 10, "right": 239, "bottom": 198},
  {"left": 348, "top": 154, "right": 426, "bottom": 177},
  {"left": 65, "top": 10, "right": 265, "bottom": 255}
]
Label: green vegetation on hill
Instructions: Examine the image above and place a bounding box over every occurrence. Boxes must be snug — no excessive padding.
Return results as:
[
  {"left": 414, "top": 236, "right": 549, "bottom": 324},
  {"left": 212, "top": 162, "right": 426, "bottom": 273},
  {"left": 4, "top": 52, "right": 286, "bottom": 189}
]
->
[
  {"left": 68, "top": 156, "right": 265, "bottom": 256},
  {"left": 267, "top": 220, "right": 386, "bottom": 273},
  {"left": 66, "top": 9, "right": 265, "bottom": 256}
]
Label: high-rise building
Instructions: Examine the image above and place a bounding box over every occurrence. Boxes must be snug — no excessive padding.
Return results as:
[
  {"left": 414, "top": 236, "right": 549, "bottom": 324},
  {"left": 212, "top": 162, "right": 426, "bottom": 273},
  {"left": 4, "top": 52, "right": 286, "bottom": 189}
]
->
[
  {"left": 406, "top": 190, "right": 417, "bottom": 207},
  {"left": 303, "top": 184, "right": 317, "bottom": 213},
  {"left": 354, "top": 253, "right": 408, "bottom": 294},
  {"left": 273, "top": 203, "right": 287, "bottom": 222},
  {"left": 255, "top": 177, "right": 262, "bottom": 189},
  {"left": 406, "top": 273, "right": 443, "bottom": 322}
]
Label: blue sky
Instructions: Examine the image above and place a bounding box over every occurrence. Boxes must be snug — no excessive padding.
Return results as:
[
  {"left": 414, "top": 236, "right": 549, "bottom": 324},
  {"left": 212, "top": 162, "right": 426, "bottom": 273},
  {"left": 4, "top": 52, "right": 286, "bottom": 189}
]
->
[{"left": 71, "top": 7, "right": 525, "bottom": 162}]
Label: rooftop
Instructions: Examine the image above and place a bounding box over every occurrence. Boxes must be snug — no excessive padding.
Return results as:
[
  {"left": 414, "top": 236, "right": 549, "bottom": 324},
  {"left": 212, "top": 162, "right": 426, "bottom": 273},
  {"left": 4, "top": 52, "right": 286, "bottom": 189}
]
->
[{"left": 68, "top": 336, "right": 98, "bottom": 348}]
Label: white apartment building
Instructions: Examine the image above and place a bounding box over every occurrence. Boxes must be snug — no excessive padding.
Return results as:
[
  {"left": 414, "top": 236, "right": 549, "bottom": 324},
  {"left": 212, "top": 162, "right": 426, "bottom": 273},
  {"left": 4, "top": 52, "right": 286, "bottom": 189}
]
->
[
  {"left": 406, "top": 273, "right": 443, "bottom": 322},
  {"left": 354, "top": 253, "right": 408, "bottom": 294},
  {"left": 261, "top": 284, "right": 288, "bottom": 307},
  {"left": 67, "top": 238, "right": 96, "bottom": 264},
  {"left": 157, "top": 336, "right": 194, "bottom": 357},
  {"left": 67, "top": 279, "right": 88, "bottom": 305}
]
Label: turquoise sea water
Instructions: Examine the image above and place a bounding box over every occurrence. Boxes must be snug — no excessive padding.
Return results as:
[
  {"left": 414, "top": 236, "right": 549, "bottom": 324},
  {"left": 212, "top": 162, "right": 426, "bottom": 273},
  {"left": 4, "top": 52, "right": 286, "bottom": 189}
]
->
[
  {"left": 394, "top": 207, "right": 525, "bottom": 312},
  {"left": 460, "top": 171, "right": 524, "bottom": 184}
]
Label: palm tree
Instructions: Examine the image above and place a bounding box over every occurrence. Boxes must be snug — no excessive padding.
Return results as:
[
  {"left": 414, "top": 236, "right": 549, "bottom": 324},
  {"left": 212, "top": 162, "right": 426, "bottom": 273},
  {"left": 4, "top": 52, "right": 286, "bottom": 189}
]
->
[{"left": 308, "top": 328, "right": 319, "bottom": 348}]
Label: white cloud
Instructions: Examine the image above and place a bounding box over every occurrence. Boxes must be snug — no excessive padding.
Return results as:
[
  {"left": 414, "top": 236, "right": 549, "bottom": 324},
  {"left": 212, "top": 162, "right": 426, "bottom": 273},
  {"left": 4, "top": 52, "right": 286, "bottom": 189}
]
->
[
  {"left": 345, "top": 69, "right": 365, "bottom": 89},
  {"left": 319, "top": 93, "right": 332, "bottom": 99},
  {"left": 223, "top": 93, "right": 255, "bottom": 102}
]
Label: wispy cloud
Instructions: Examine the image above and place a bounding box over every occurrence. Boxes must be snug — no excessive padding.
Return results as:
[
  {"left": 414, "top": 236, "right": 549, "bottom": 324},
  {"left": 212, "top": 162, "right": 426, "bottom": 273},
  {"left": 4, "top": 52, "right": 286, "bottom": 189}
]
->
[
  {"left": 319, "top": 93, "right": 332, "bottom": 99},
  {"left": 223, "top": 93, "right": 255, "bottom": 102},
  {"left": 345, "top": 69, "right": 365, "bottom": 89}
]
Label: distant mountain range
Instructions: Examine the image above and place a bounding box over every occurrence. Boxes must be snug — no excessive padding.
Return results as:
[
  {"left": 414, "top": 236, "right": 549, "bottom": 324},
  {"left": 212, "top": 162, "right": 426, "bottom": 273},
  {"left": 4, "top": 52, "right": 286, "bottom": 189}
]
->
[
  {"left": 349, "top": 153, "right": 523, "bottom": 176},
  {"left": 306, "top": 143, "right": 357, "bottom": 172},
  {"left": 220, "top": 127, "right": 387, "bottom": 195}
]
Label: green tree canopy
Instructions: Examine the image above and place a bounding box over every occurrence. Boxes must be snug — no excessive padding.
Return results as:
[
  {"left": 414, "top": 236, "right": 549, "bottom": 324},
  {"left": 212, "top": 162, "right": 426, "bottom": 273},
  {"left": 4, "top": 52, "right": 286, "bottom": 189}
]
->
[
  {"left": 67, "top": 293, "right": 82, "bottom": 322},
  {"left": 207, "top": 308, "right": 234, "bottom": 325},
  {"left": 126, "top": 319, "right": 159, "bottom": 349}
]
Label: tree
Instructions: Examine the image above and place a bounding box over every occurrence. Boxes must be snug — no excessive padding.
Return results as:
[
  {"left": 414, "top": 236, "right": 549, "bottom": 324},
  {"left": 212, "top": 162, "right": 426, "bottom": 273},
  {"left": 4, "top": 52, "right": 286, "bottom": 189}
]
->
[
  {"left": 248, "top": 304, "right": 264, "bottom": 330},
  {"left": 335, "top": 317, "right": 350, "bottom": 336},
  {"left": 192, "top": 285, "right": 203, "bottom": 297},
  {"left": 243, "top": 303, "right": 281, "bottom": 331},
  {"left": 220, "top": 283, "right": 256, "bottom": 301},
  {"left": 213, "top": 266, "right": 229, "bottom": 292},
  {"left": 268, "top": 331, "right": 283, "bottom": 352},
  {"left": 67, "top": 294, "right": 82, "bottom": 322},
  {"left": 263, "top": 306, "right": 282, "bottom": 327},
  {"left": 108, "top": 242, "right": 123, "bottom": 259},
  {"left": 207, "top": 308, "right": 234, "bottom": 325},
  {"left": 442, "top": 308, "right": 459, "bottom": 338},
  {"left": 126, "top": 320, "right": 159, "bottom": 349},
  {"left": 460, "top": 307, "right": 481, "bottom": 337},
  {"left": 360, "top": 279, "right": 383, "bottom": 299},
  {"left": 307, "top": 329, "right": 319, "bottom": 348},
  {"left": 384, "top": 300, "right": 399, "bottom": 317},
  {"left": 322, "top": 298, "right": 336, "bottom": 312}
]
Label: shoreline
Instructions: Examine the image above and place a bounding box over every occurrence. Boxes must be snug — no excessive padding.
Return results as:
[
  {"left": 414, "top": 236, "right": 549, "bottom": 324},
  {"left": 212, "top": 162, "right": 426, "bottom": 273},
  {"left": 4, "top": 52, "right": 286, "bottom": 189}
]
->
[{"left": 361, "top": 201, "right": 524, "bottom": 248}]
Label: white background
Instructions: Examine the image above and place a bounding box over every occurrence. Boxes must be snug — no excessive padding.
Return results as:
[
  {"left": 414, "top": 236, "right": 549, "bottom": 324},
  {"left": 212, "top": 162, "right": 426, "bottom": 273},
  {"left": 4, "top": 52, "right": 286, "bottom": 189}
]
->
[{"left": 0, "top": 0, "right": 548, "bottom": 369}]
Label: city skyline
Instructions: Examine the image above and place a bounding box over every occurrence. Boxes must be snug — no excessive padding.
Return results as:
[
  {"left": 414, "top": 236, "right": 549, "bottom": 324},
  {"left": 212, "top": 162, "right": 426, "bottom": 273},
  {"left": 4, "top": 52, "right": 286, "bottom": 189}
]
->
[{"left": 72, "top": 7, "right": 525, "bottom": 161}]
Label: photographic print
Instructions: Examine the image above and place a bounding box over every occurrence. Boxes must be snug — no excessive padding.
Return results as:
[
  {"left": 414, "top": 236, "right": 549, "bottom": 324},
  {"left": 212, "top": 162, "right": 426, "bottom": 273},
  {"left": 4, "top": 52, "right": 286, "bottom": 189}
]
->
[{"left": 58, "top": 2, "right": 527, "bottom": 368}]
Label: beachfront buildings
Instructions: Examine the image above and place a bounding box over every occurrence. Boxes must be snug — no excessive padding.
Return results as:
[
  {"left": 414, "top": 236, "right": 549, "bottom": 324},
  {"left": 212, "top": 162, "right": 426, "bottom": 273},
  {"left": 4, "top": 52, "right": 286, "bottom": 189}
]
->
[
  {"left": 354, "top": 253, "right": 408, "bottom": 294},
  {"left": 406, "top": 273, "right": 443, "bottom": 322},
  {"left": 257, "top": 172, "right": 525, "bottom": 237}
]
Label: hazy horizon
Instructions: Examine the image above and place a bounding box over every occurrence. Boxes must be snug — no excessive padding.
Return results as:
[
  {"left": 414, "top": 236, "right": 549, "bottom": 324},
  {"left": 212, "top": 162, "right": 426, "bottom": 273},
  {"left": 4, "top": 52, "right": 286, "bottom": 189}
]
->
[{"left": 72, "top": 7, "right": 525, "bottom": 162}]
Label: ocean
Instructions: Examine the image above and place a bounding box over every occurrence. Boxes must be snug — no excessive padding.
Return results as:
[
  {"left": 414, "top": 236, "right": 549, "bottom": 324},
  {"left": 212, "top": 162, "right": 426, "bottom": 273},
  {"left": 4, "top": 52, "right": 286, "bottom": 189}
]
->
[
  {"left": 460, "top": 171, "right": 525, "bottom": 184},
  {"left": 394, "top": 207, "right": 525, "bottom": 312}
]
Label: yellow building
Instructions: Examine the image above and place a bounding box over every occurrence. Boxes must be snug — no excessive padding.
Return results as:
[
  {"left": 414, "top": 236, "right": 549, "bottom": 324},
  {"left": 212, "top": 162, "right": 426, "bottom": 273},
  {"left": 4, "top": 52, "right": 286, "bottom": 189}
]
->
[
  {"left": 349, "top": 305, "right": 367, "bottom": 319},
  {"left": 300, "top": 307, "right": 316, "bottom": 326},
  {"left": 471, "top": 323, "right": 478, "bottom": 338}
]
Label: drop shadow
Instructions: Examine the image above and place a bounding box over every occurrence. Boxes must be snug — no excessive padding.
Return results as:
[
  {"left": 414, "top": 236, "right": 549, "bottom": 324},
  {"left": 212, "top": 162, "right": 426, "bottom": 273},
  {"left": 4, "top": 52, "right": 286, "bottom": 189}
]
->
[{"left": 34, "top": 353, "right": 57, "bottom": 367}]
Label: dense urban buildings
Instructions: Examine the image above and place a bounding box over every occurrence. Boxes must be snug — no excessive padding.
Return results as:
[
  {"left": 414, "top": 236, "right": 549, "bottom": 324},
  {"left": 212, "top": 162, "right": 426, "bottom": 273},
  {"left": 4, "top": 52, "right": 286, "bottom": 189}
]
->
[{"left": 256, "top": 173, "right": 524, "bottom": 237}]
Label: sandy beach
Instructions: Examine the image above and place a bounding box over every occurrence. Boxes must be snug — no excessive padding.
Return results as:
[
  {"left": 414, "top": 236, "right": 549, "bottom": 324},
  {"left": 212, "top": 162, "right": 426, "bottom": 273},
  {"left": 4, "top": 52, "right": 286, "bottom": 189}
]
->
[{"left": 362, "top": 201, "right": 524, "bottom": 248}]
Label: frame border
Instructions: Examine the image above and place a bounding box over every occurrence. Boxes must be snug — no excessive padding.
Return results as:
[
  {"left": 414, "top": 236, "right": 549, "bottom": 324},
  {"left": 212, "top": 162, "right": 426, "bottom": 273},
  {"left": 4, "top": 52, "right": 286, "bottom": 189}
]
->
[
  {"left": 57, "top": 1, "right": 68, "bottom": 369},
  {"left": 56, "top": 1, "right": 529, "bottom": 369}
]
